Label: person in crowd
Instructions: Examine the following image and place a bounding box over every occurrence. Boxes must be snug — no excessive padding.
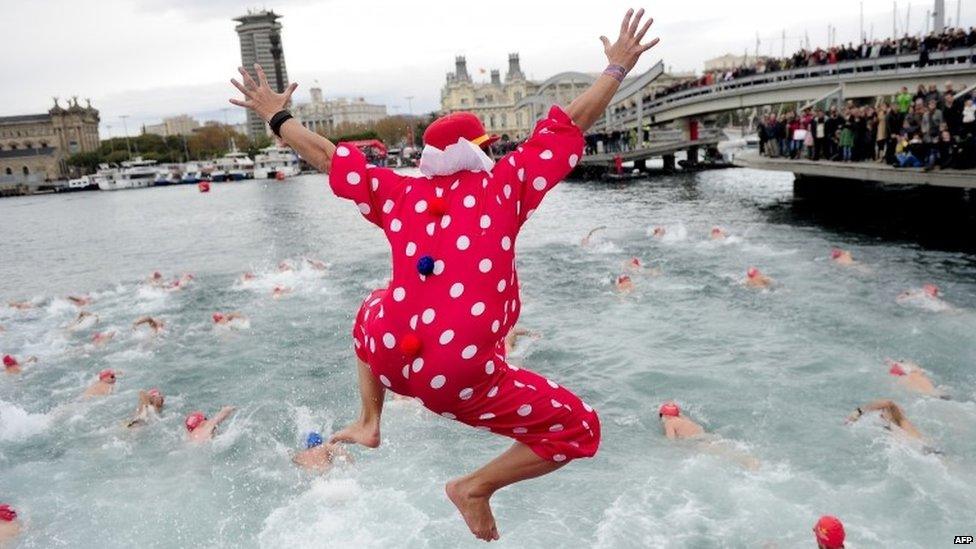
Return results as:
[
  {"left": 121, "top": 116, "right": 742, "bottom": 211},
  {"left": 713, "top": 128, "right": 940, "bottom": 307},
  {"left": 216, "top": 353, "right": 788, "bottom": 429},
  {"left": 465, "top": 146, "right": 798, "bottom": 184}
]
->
[
  {"left": 83, "top": 369, "right": 118, "bottom": 398},
  {"left": 896, "top": 86, "right": 914, "bottom": 115},
  {"left": 658, "top": 402, "right": 760, "bottom": 469},
  {"left": 829, "top": 248, "right": 857, "bottom": 265},
  {"left": 745, "top": 266, "right": 773, "bottom": 289},
  {"left": 3, "top": 354, "right": 35, "bottom": 374},
  {"left": 810, "top": 108, "right": 828, "bottom": 160},
  {"left": 133, "top": 316, "right": 164, "bottom": 333},
  {"left": 165, "top": 273, "right": 194, "bottom": 291},
  {"left": 126, "top": 389, "right": 165, "bottom": 428},
  {"left": 896, "top": 283, "right": 951, "bottom": 310},
  {"left": 616, "top": 274, "right": 635, "bottom": 293},
  {"left": 0, "top": 504, "right": 21, "bottom": 544},
  {"left": 581, "top": 226, "right": 607, "bottom": 247},
  {"left": 293, "top": 431, "right": 351, "bottom": 472},
  {"left": 885, "top": 359, "right": 947, "bottom": 398},
  {"left": 813, "top": 515, "right": 846, "bottom": 549},
  {"left": 846, "top": 399, "right": 923, "bottom": 440},
  {"left": 185, "top": 406, "right": 236, "bottom": 441},
  {"left": 839, "top": 120, "right": 854, "bottom": 161}
]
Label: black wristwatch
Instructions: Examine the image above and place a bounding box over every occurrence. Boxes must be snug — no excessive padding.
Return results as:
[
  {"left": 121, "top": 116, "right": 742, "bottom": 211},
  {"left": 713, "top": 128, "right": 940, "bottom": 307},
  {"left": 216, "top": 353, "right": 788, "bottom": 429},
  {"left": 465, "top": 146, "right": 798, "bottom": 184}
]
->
[{"left": 268, "top": 110, "right": 293, "bottom": 138}]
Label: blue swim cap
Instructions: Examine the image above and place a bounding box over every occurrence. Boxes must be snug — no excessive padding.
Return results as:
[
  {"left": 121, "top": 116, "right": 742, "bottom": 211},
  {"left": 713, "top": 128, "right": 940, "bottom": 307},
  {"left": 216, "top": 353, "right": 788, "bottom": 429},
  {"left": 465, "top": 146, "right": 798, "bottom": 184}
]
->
[
  {"left": 417, "top": 255, "right": 435, "bottom": 276},
  {"left": 305, "top": 431, "right": 323, "bottom": 449}
]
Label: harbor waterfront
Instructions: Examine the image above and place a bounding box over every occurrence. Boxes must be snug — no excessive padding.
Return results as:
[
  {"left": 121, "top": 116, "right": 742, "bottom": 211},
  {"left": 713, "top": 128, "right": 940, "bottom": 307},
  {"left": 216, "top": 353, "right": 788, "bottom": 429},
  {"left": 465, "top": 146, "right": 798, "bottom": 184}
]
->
[{"left": 1, "top": 171, "right": 975, "bottom": 547}]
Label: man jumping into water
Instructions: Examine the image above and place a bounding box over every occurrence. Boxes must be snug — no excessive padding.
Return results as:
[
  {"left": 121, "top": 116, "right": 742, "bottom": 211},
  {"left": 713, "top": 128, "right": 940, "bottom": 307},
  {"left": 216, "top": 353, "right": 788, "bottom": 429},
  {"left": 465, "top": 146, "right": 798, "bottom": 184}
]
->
[{"left": 229, "top": 7, "right": 659, "bottom": 541}]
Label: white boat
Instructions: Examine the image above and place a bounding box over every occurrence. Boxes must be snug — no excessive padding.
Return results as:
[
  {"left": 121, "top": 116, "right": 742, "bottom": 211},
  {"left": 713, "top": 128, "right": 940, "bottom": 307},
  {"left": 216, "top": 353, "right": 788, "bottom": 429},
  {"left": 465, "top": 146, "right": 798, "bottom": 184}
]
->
[
  {"left": 181, "top": 163, "right": 204, "bottom": 184},
  {"left": 93, "top": 163, "right": 120, "bottom": 191},
  {"left": 67, "top": 175, "right": 96, "bottom": 191},
  {"left": 99, "top": 157, "right": 158, "bottom": 191},
  {"left": 212, "top": 151, "right": 254, "bottom": 182},
  {"left": 253, "top": 146, "right": 300, "bottom": 179}
]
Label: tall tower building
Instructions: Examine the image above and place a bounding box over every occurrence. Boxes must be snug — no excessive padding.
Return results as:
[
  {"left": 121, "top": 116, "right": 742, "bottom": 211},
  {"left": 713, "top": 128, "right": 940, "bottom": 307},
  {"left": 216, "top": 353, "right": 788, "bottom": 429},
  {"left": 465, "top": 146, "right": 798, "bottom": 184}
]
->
[{"left": 234, "top": 10, "right": 289, "bottom": 140}]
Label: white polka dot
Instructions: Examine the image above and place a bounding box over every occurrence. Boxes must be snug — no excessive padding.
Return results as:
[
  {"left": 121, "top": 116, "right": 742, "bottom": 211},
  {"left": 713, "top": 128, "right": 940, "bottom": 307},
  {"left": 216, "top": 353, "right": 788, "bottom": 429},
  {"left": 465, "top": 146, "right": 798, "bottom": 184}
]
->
[
  {"left": 485, "top": 360, "right": 495, "bottom": 374},
  {"left": 501, "top": 236, "right": 512, "bottom": 251},
  {"left": 433, "top": 260, "right": 445, "bottom": 275},
  {"left": 409, "top": 314, "right": 418, "bottom": 330},
  {"left": 582, "top": 420, "right": 590, "bottom": 429},
  {"left": 583, "top": 403, "right": 593, "bottom": 412},
  {"left": 540, "top": 149, "right": 553, "bottom": 160},
  {"left": 463, "top": 195, "right": 476, "bottom": 208},
  {"left": 508, "top": 156, "right": 516, "bottom": 166},
  {"left": 347, "top": 172, "right": 362, "bottom": 185},
  {"left": 426, "top": 222, "right": 435, "bottom": 236},
  {"left": 482, "top": 177, "right": 489, "bottom": 188},
  {"left": 517, "top": 168, "right": 525, "bottom": 181},
  {"left": 405, "top": 242, "right": 417, "bottom": 256},
  {"left": 371, "top": 177, "right": 380, "bottom": 190},
  {"left": 551, "top": 399, "right": 562, "bottom": 408},
  {"left": 369, "top": 338, "right": 376, "bottom": 353},
  {"left": 357, "top": 203, "right": 371, "bottom": 214},
  {"left": 491, "top": 320, "right": 500, "bottom": 333},
  {"left": 497, "top": 279, "right": 507, "bottom": 292},
  {"left": 382, "top": 333, "right": 396, "bottom": 349},
  {"left": 478, "top": 258, "right": 492, "bottom": 273},
  {"left": 379, "top": 375, "right": 391, "bottom": 387},
  {"left": 441, "top": 412, "right": 456, "bottom": 419},
  {"left": 451, "top": 179, "right": 460, "bottom": 190},
  {"left": 411, "top": 357, "right": 424, "bottom": 372},
  {"left": 393, "top": 287, "right": 406, "bottom": 301},
  {"left": 461, "top": 345, "right": 477, "bottom": 359},
  {"left": 459, "top": 388, "right": 474, "bottom": 400},
  {"left": 480, "top": 215, "right": 491, "bottom": 229},
  {"left": 513, "top": 427, "right": 528, "bottom": 434},
  {"left": 487, "top": 386, "right": 499, "bottom": 397},
  {"left": 503, "top": 185, "right": 512, "bottom": 199},
  {"left": 390, "top": 218, "right": 402, "bottom": 232},
  {"left": 517, "top": 404, "right": 532, "bottom": 416},
  {"left": 440, "top": 215, "right": 451, "bottom": 228},
  {"left": 479, "top": 412, "right": 496, "bottom": 420},
  {"left": 435, "top": 187, "right": 444, "bottom": 197},
  {"left": 414, "top": 200, "right": 428, "bottom": 213},
  {"left": 547, "top": 379, "right": 558, "bottom": 389},
  {"left": 439, "top": 329, "right": 455, "bottom": 344},
  {"left": 430, "top": 375, "right": 446, "bottom": 389},
  {"left": 382, "top": 199, "right": 394, "bottom": 213},
  {"left": 449, "top": 282, "right": 464, "bottom": 298},
  {"left": 421, "top": 308, "right": 435, "bottom": 324},
  {"left": 402, "top": 364, "right": 410, "bottom": 378},
  {"left": 471, "top": 302, "right": 486, "bottom": 316},
  {"left": 553, "top": 454, "right": 567, "bottom": 462},
  {"left": 532, "top": 177, "right": 547, "bottom": 191},
  {"left": 513, "top": 380, "right": 525, "bottom": 388},
  {"left": 549, "top": 424, "right": 564, "bottom": 432},
  {"left": 456, "top": 236, "right": 470, "bottom": 250},
  {"left": 335, "top": 146, "right": 350, "bottom": 157}
]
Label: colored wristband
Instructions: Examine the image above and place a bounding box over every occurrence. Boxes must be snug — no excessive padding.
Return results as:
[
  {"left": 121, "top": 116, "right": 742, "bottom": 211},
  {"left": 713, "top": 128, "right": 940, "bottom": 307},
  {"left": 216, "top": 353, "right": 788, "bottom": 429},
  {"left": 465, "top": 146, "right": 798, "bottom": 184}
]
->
[
  {"left": 269, "top": 110, "right": 293, "bottom": 138},
  {"left": 603, "top": 63, "right": 628, "bottom": 83}
]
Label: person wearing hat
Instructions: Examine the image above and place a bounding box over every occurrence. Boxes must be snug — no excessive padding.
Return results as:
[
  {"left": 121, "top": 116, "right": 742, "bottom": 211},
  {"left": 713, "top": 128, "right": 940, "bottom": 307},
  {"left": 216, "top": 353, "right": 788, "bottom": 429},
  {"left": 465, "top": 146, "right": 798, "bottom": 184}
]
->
[
  {"left": 185, "top": 406, "right": 236, "bottom": 442},
  {"left": 813, "top": 515, "right": 846, "bottom": 548},
  {"left": 0, "top": 503, "right": 21, "bottom": 544},
  {"left": 126, "top": 389, "right": 165, "bottom": 428},
  {"left": 229, "top": 7, "right": 659, "bottom": 542},
  {"left": 658, "top": 402, "right": 704, "bottom": 439},
  {"left": 659, "top": 402, "right": 760, "bottom": 469},
  {"left": 885, "top": 359, "right": 947, "bottom": 398},
  {"left": 744, "top": 266, "right": 773, "bottom": 289},
  {"left": 292, "top": 431, "right": 351, "bottom": 472},
  {"left": 83, "top": 369, "right": 118, "bottom": 398}
]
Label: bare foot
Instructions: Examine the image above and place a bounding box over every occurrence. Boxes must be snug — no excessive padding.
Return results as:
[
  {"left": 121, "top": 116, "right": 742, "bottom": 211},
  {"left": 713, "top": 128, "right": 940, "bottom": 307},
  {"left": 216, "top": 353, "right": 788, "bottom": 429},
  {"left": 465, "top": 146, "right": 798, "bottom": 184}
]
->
[
  {"left": 328, "top": 421, "right": 380, "bottom": 448},
  {"left": 446, "top": 478, "right": 499, "bottom": 541}
]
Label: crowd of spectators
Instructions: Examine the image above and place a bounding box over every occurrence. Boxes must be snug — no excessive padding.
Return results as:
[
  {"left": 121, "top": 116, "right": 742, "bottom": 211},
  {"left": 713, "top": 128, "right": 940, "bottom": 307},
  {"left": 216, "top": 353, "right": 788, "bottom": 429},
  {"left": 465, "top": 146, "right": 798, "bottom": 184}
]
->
[{"left": 757, "top": 81, "right": 975, "bottom": 170}]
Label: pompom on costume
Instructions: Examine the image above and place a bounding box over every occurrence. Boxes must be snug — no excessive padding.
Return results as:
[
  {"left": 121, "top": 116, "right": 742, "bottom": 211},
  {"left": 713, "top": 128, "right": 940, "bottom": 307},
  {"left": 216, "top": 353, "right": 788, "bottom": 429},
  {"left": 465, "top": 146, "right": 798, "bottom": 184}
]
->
[{"left": 329, "top": 106, "right": 600, "bottom": 462}]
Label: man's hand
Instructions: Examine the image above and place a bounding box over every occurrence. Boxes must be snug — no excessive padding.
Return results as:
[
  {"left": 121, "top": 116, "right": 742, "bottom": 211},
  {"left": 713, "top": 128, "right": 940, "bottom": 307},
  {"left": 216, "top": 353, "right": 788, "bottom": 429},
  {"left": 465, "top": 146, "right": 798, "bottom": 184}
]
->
[
  {"left": 229, "top": 64, "right": 298, "bottom": 122},
  {"left": 600, "top": 8, "right": 659, "bottom": 72}
]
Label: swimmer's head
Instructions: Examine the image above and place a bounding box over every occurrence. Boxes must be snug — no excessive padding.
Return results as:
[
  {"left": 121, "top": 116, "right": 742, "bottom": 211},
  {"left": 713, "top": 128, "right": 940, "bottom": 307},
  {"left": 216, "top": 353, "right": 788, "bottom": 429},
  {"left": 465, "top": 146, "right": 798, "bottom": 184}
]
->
[
  {"left": 922, "top": 283, "right": 939, "bottom": 297},
  {"left": 830, "top": 248, "right": 843, "bottom": 259},
  {"left": 151, "top": 271, "right": 162, "bottom": 280},
  {"left": 0, "top": 504, "right": 16, "bottom": 522},
  {"left": 659, "top": 402, "right": 680, "bottom": 418},
  {"left": 710, "top": 227, "right": 724, "bottom": 237},
  {"left": 185, "top": 411, "right": 206, "bottom": 432},
  {"left": 653, "top": 226, "right": 665, "bottom": 236},
  {"left": 630, "top": 257, "right": 641, "bottom": 267},
  {"left": 746, "top": 266, "right": 760, "bottom": 279},
  {"left": 888, "top": 361, "right": 907, "bottom": 376},
  {"left": 305, "top": 431, "right": 324, "bottom": 449},
  {"left": 399, "top": 332, "right": 423, "bottom": 357},
  {"left": 147, "top": 388, "right": 164, "bottom": 407},
  {"left": 616, "top": 275, "right": 632, "bottom": 285},
  {"left": 98, "top": 369, "right": 117, "bottom": 383},
  {"left": 3, "top": 355, "right": 18, "bottom": 368},
  {"left": 212, "top": 313, "right": 225, "bottom": 323},
  {"left": 813, "top": 515, "right": 845, "bottom": 549}
]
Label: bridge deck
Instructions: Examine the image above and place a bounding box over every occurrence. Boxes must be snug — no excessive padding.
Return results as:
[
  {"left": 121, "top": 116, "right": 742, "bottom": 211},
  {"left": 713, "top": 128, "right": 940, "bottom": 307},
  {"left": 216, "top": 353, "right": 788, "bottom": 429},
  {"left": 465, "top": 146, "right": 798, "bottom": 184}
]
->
[
  {"left": 580, "top": 138, "right": 720, "bottom": 165},
  {"left": 734, "top": 152, "right": 976, "bottom": 190}
]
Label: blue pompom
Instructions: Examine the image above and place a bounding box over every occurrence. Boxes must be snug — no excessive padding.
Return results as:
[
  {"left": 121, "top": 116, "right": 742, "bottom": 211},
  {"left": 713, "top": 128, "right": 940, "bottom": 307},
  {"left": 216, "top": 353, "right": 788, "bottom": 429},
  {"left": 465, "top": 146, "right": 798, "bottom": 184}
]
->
[
  {"left": 306, "top": 431, "right": 323, "bottom": 449},
  {"left": 417, "top": 255, "right": 435, "bottom": 276}
]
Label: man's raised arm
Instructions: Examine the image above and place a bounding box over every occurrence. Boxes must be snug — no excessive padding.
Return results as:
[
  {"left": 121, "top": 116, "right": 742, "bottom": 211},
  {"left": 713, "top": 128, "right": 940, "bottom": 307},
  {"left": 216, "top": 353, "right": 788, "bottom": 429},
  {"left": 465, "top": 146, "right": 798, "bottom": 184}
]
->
[
  {"left": 229, "top": 64, "right": 337, "bottom": 173},
  {"left": 566, "top": 8, "right": 660, "bottom": 132}
]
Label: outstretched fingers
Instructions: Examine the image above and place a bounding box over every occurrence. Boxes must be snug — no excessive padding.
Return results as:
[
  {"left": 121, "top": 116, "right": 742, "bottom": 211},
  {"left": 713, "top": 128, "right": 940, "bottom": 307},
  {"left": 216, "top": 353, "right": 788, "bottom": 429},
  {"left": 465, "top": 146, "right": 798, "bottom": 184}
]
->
[
  {"left": 230, "top": 78, "right": 251, "bottom": 98},
  {"left": 283, "top": 81, "right": 298, "bottom": 102},
  {"left": 229, "top": 98, "right": 252, "bottom": 109},
  {"left": 619, "top": 8, "right": 633, "bottom": 38},
  {"left": 628, "top": 8, "right": 645, "bottom": 36},
  {"left": 640, "top": 37, "right": 661, "bottom": 52},
  {"left": 238, "top": 66, "right": 258, "bottom": 89},
  {"left": 635, "top": 16, "right": 654, "bottom": 42},
  {"left": 254, "top": 63, "right": 269, "bottom": 87},
  {"left": 600, "top": 35, "right": 611, "bottom": 52}
]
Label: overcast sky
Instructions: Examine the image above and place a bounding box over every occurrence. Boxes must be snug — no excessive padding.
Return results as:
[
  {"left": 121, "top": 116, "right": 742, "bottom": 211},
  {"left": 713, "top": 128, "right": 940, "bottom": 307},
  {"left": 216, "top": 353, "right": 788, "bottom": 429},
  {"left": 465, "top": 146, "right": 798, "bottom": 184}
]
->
[{"left": 2, "top": 0, "right": 972, "bottom": 136}]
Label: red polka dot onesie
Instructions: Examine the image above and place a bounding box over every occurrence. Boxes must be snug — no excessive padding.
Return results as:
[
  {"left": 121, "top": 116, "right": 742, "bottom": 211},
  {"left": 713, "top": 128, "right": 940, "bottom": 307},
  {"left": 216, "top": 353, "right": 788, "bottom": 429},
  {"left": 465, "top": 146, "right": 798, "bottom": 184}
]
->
[{"left": 329, "top": 106, "right": 600, "bottom": 462}]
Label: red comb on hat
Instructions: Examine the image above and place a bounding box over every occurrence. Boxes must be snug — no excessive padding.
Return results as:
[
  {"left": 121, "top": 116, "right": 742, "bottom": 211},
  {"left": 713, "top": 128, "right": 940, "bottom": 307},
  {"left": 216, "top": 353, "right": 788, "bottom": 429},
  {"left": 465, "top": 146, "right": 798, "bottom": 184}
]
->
[
  {"left": 0, "top": 504, "right": 16, "bottom": 522},
  {"left": 423, "top": 112, "right": 499, "bottom": 150},
  {"left": 659, "top": 403, "right": 680, "bottom": 417},
  {"left": 813, "top": 515, "right": 845, "bottom": 548}
]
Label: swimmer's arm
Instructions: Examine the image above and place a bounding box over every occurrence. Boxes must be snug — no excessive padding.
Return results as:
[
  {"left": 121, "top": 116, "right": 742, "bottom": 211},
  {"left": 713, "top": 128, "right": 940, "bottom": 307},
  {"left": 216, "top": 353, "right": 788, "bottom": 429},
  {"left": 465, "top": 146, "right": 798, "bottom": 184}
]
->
[
  {"left": 211, "top": 406, "right": 236, "bottom": 427},
  {"left": 565, "top": 9, "right": 659, "bottom": 131},
  {"left": 229, "top": 64, "right": 336, "bottom": 173},
  {"left": 664, "top": 423, "right": 678, "bottom": 439}
]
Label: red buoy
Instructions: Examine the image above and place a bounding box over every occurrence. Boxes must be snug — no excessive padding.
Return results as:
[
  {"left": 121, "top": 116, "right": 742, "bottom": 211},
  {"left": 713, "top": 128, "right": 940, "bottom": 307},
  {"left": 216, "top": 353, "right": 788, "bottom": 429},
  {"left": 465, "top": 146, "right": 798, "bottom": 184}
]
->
[
  {"left": 275, "top": 171, "right": 286, "bottom": 181},
  {"left": 197, "top": 182, "right": 210, "bottom": 193}
]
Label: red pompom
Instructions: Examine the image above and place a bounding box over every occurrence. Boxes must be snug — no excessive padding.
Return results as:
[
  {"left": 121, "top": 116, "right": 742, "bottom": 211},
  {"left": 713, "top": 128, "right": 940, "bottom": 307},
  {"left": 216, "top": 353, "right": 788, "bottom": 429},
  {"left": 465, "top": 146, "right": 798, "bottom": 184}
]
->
[
  {"left": 429, "top": 197, "right": 449, "bottom": 216},
  {"left": 399, "top": 333, "right": 423, "bottom": 356}
]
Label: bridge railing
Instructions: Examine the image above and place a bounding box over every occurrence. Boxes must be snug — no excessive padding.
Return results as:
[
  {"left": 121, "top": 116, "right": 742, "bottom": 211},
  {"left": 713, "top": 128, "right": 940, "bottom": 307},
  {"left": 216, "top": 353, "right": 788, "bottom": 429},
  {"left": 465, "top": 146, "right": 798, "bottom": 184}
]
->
[{"left": 639, "top": 46, "right": 975, "bottom": 116}]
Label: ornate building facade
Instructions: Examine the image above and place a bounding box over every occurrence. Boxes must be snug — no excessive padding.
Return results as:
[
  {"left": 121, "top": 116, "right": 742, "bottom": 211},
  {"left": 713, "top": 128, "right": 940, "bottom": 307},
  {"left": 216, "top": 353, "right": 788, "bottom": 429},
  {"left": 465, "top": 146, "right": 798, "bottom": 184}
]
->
[
  {"left": 293, "top": 86, "right": 387, "bottom": 135},
  {"left": 441, "top": 54, "right": 540, "bottom": 141},
  {"left": 0, "top": 97, "right": 100, "bottom": 182}
]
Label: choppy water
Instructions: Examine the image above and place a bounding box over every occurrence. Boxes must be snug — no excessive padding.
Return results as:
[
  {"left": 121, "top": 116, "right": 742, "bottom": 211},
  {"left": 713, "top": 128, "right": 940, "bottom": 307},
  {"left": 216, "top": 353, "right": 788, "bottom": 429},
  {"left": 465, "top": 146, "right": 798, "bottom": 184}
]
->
[{"left": 1, "top": 171, "right": 974, "bottom": 548}]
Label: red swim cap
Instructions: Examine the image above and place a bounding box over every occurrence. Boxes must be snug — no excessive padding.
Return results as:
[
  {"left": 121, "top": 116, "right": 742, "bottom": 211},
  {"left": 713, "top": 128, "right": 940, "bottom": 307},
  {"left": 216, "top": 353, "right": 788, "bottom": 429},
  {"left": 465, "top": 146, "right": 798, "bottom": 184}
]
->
[
  {"left": 99, "top": 369, "right": 116, "bottom": 382},
  {"left": 152, "top": 271, "right": 162, "bottom": 279},
  {"left": 830, "top": 248, "right": 843, "bottom": 259},
  {"left": 630, "top": 257, "right": 641, "bottom": 267},
  {"left": 212, "top": 313, "right": 224, "bottom": 323},
  {"left": 922, "top": 283, "right": 939, "bottom": 297},
  {"left": 147, "top": 388, "right": 161, "bottom": 398},
  {"left": 888, "top": 361, "right": 907, "bottom": 376},
  {"left": 400, "top": 333, "right": 423, "bottom": 357},
  {"left": 813, "top": 515, "right": 845, "bottom": 548},
  {"left": 429, "top": 196, "right": 449, "bottom": 216},
  {"left": 659, "top": 403, "right": 680, "bottom": 417},
  {"left": 747, "top": 267, "right": 759, "bottom": 279},
  {"left": 0, "top": 504, "right": 16, "bottom": 522},
  {"left": 617, "top": 275, "right": 632, "bottom": 285},
  {"left": 185, "top": 411, "right": 206, "bottom": 432},
  {"left": 2, "top": 355, "right": 17, "bottom": 368}
]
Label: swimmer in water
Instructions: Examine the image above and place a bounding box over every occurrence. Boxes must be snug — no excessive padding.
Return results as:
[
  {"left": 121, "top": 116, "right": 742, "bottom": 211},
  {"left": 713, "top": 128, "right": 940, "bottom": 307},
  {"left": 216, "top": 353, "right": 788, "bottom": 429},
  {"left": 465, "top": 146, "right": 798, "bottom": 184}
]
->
[
  {"left": 846, "top": 399, "right": 923, "bottom": 440},
  {"left": 896, "top": 283, "right": 950, "bottom": 310},
  {"left": 304, "top": 257, "right": 328, "bottom": 271},
  {"left": 624, "top": 256, "right": 661, "bottom": 276},
  {"left": 885, "top": 359, "right": 947, "bottom": 398},
  {"left": 240, "top": 271, "right": 257, "bottom": 283},
  {"left": 212, "top": 312, "right": 247, "bottom": 327},
  {"left": 3, "top": 355, "right": 23, "bottom": 374},
  {"left": 659, "top": 403, "right": 760, "bottom": 469},
  {"left": 84, "top": 369, "right": 118, "bottom": 398},
  {"left": 126, "top": 389, "right": 164, "bottom": 428},
  {"left": 165, "top": 273, "right": 194, "bottom": 291},
  {"left": 580, "top": 225, "right": 607, "bottom": 246},
  {"left": 91, "top": 331, "right": 115, "bottom": 347},
  {"left": 292, "top": 431, "right": 351, "bottom": 472},
  {"left": 615, "top": 274, "right": 635, "bottom": 293},
  {"left": 709, "top": 226, "right": 727, "bottom": 240},
  {"left": 67, "top": 295, "right": 92, "bottom": 307},
  {"left": 185, "top": 406, "right": 236, "bottom": 441},
  {"left": 68, "top": 311, "right": 99, "bottom": 331},
  {"left": 278, "top": 260, "right": 295, "bottom": 272},
  {"left": 132, "top": 316, "right": 164, "bottom": 333},
  {"left": 651, "top": 226, "right": 666, "bottom": 238},
  {"left": 147, "top": 271, "right": 165, "bottom": 286},
  {"left": 830, "top": 248, "right": 855, "bottom": 265},
  {"left": 744, "top": 266, "right": 773, "bottom": 289},
  {"left": 813, "top": 515, "right": 845, "bottom": 549},
  {"left": 7, "top": 301, "right": 33, "bottom": 311},
  {"left": 504, "top": 326, "right": 539, "bottom": 355},
  {"left": 271, "top": 286, "right": 292, "bottom": 299},
  {"left": 0, "top": 504, "right": 21, "bottom": 544}
]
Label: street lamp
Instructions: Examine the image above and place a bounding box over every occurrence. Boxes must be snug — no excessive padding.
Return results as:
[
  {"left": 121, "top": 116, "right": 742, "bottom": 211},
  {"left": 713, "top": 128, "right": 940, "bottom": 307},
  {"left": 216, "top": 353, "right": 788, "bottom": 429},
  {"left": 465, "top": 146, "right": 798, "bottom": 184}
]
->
[{"left": 119, "top": 115, "right": 132, "bottom": 157}]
